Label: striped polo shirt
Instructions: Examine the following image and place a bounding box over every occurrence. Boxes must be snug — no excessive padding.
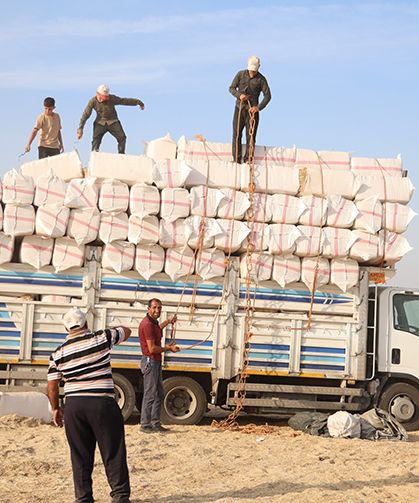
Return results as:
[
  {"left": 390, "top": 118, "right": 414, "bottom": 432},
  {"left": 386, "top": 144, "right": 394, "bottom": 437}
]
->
[{"left": 47, "top": 327, "right": 125, "bottom": 397}]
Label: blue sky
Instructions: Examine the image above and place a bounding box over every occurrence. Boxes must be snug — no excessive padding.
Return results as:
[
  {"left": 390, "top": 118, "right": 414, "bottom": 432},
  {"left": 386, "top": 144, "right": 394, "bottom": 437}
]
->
[{"left": 1, "top": 0, "right": 418, "bottom": 286}]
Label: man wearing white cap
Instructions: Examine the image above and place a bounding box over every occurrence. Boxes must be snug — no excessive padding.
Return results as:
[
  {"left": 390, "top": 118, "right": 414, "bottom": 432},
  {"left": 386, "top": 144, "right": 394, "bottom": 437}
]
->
[
  {"left": 47, "top": 307, "right": 132, "bottom": 503},
  {"left": 77, "top": 84, "right": 145, "bottom": 154},
  {"left": 229, "top": 56, "right": 271, "bottom": 163}
]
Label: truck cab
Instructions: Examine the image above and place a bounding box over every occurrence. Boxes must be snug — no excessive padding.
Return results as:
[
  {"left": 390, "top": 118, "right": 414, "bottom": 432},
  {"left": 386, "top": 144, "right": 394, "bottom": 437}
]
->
[{"left": 375, "top": 287, "right": 419, "bottom": 430}]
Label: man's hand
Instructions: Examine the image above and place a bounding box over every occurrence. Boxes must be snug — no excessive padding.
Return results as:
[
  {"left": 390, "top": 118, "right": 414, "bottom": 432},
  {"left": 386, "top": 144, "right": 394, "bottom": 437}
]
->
[
  {"left": 25, "top": 144, "right": 30, "bottom": 152},
  {"left": 138, "top": 101, "right": 145, "bottom": 110},
  {"left": 170, "top": 314, "right": 177, "bottom": 325},
  {"left": 239, "top": 94, "right": 248, "bottom": 102},
  {"left": 168, "top": 343, "right": 180, "bottom": 353},
  {"left": 249, "top": 106, "right": 259, "bottom": 113},
  {"left": 52, "top": 408, "right": 64, "bottom": 427},
  {"left": 60, "top": 145, "right": 64, "bottom": 153},
  {"left": 77, "top": 130, "right": 83, "bottom": 140}
]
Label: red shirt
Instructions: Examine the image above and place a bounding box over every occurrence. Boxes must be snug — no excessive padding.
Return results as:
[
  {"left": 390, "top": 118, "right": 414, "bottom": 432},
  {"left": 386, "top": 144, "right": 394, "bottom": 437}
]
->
[{"left": 139, "top": 314, "right": 163, "bottom": 362}]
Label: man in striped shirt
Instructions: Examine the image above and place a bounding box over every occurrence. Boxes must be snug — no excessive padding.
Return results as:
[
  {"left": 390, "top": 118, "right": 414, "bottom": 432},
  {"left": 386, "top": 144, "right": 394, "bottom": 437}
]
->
[{"left": 47, "top": 307, "right": 132, "bottom": 503}]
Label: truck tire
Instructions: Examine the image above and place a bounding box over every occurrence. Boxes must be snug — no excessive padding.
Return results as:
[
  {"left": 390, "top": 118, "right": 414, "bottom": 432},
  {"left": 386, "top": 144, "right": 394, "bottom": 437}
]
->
[
  {"left": 379, "top": 382, "right": 419, "bottom": 431},
  {"left": 113, "top": 373, "right": 136, "bottom": 421},
  {"left": 161, "top": 376, "right": 207, "bottom": 425}
]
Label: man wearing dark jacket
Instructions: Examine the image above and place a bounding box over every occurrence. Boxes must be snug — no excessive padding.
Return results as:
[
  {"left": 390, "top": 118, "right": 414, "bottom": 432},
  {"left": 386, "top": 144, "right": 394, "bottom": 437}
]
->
[
  {"left": 229, "top": 56, "right": 271, "bottom": 163},
  {"left": 77, "top": 84, "right": 145, "bottom": 154}
]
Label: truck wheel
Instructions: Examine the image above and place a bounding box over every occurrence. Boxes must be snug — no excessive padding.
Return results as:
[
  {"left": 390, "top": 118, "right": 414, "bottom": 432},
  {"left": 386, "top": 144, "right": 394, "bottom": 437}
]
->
[
  {"left": 161, "top": 376, "right": 207, "bottom": 425},
  {"left": 113, "top": 373, "right": 136, "bottom": 421},
  {"left": 379, "top": 382, "right": 419, "bottom": 431}
]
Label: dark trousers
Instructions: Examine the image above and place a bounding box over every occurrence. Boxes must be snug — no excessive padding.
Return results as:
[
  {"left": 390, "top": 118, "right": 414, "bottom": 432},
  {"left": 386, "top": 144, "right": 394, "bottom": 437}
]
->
[
  {"left": 232, "top": 106, "right": 259, "bottom": 163},
  {"left": 38, "top": 146, "right": 60, "bottom": 159},
  {"left": 64, "top": 396, "right": 130, "bottom": 503},
  {"left": 140, "top": 357, "right": 164, "bottom": 426},
  {"left": 92, "top": 120, "right": 127, "bottom": 154}
]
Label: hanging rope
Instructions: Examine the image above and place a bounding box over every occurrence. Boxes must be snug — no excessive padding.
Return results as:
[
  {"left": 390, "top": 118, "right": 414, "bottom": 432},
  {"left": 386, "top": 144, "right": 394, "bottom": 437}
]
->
[{"left": 213, "top": 106, "right": 258, "bottom": 429}]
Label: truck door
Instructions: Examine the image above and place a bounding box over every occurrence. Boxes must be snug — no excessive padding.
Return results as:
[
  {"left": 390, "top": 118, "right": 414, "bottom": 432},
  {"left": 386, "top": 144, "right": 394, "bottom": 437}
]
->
[{"left": 390, "top": 292, "right": 419, "bottom": 380}]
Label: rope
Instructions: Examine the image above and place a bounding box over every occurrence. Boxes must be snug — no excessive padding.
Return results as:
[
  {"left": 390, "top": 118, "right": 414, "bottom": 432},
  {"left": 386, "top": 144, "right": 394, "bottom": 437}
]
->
[
  {"left": 213, "top": 106, "right": 258, "bottom": 430},
  {"left": 375, "top": 159, "right": 388, "bottom": 265}
]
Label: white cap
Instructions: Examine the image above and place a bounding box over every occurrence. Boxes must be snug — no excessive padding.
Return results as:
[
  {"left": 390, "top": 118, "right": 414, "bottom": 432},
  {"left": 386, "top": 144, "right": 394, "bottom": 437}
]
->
[
  {"left": 96, "top": 84, "right": 110, "bottom": 96},
  {"left": 63, "top": 308, "right": 87, "bottom": 330},
  {"left": 247, "top": 56, "right": 260, "bottom": 72}
]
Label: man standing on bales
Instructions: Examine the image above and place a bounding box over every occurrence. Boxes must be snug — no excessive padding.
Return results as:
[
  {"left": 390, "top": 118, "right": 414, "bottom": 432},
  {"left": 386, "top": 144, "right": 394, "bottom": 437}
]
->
[
  {"left": 139, "top": 298, "right": 179, "bottom": 433},
  {"left": 229, "top": 56, "right": 271, "bottom": 163},
  {"left": 77, "top": 84, "right": 145, "bottom": 154},
  {"left": 25, "top": 97, "right": 64, "bottom": 159},
  {"left": 47, "top": 307, "right": 132, "bottom": 503}
]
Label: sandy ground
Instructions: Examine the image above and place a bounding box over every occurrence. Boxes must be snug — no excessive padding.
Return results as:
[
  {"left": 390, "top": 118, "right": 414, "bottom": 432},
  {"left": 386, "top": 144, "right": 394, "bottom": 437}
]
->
[{"left": 0, "top": 411, "right": 418, "bottom": 503}]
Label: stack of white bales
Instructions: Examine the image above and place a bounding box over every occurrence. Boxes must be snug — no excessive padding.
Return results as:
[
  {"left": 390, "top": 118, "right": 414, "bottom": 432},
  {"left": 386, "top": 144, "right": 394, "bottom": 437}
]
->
[{"left": 1, "top": 134, "right": 414, "bottom": 292}]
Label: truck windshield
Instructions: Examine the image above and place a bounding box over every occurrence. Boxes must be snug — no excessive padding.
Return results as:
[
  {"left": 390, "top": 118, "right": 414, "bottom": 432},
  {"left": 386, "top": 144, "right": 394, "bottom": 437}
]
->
[{"left": 393, "top": 294, "right": 419, "bottom": 336}]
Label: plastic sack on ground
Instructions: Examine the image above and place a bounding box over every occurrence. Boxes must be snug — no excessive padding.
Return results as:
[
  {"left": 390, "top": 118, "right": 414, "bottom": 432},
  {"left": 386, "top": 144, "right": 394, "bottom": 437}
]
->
[{"left": 327, "top": 411, "right": 361, "bottom": 438}]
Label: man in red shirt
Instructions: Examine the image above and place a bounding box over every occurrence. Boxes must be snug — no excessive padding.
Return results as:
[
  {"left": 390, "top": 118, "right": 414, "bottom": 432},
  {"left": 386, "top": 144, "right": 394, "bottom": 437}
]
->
[{"left": 138, "top": 298, "right": 179, "bottom": 433}]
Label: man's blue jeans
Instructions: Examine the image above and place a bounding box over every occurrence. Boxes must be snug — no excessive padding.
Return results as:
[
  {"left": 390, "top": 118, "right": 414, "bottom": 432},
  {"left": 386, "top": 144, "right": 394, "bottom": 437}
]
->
[{"left": 140, "top": 357, "right": 164, "bottom": 426}]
